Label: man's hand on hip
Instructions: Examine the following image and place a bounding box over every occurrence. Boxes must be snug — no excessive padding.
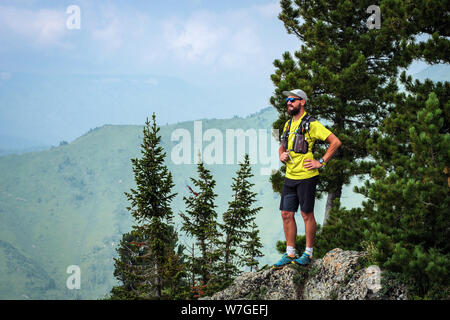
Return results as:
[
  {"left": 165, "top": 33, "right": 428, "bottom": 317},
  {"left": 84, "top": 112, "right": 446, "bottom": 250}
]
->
[
  {"left": 304, "top": 158, "right": 322, "bottom": 170},
  {"left": 280, "top": 151, "right": 290, "bottom": 163}
]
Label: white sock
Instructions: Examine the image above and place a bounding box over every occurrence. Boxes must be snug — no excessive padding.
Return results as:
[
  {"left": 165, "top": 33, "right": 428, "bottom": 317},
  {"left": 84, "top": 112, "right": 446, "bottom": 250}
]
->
[
  {"left": 286, "top": 246, "right": 296, "bottom": 257},
  {"left": 305, "top": 247, "right": 313, "bottom": 257}
]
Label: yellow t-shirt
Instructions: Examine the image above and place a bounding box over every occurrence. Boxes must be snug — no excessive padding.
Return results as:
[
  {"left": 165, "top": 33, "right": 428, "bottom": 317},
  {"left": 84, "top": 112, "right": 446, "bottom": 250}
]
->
[{"left": 282, "top": 112, "right": 332, "bottom": 180}]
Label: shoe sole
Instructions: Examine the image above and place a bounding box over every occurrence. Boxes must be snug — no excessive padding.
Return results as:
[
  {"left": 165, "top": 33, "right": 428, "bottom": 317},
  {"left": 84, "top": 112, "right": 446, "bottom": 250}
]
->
[
  {"left": 291, "top": 261, "right": 310, "bottom": 266},
  {"left": 272, "top": 256, "right": 297, "bottom": 269}
]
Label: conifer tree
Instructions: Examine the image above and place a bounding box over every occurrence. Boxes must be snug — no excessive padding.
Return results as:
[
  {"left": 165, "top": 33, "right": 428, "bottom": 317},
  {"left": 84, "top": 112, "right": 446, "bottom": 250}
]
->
[
  {"left": 360, "top": 91, "right": 449, "bottom": 298},
  {"left": 270, "top": 0, "right": 411, "bottom": 224},
  {"left": 110, "top": 114, "right": 180, "bottom": 299},
  {"left": 109, "top": 230, "right": 149, "bottom": 299},
  {"left": 219, "top": 154, "right": 263, "bottom": 284},
  {"left": 241, "top": 221, "right": 264, "bottom": 272},
  {"left": 361, "top": 22, "right": 448, "bottom": 297},
  {"left": 316, "top": 1, "right": 449, "bottom": 297},
  {"left": 352, "top": 0, "right": 449, "bottom": 298},
  {"left": 180, "top": 158, "right": 221, "bottom": 292},
  {"left": 384, "top": 0, "right": 449, "bottom": 65}
]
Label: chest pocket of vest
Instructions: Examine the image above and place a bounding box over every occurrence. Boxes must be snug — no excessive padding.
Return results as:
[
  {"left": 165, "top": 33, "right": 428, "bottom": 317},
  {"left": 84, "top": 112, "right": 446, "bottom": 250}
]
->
[
  {"left": 292, "top": 132, "right": 308, "bottom": 154},
  {"left": 282, "top": 115, "right": 316, "bottom": 154}
]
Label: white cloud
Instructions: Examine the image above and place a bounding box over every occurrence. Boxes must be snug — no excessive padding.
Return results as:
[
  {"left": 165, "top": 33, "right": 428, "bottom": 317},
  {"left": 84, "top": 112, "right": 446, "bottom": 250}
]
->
[
  {"left": 0, "top": 5, "right": 67, "bottom": 46},
  {"left": 0, "top": 1, "right": 288, "bottom": 76},
  {"left": 90, "top": 5, "right": 126, "bottom": 52},
  {"left": 162, "top": 9, "right": 264, "bottom": 68},
  {"left": 163, "top": 11, "right": 227, "bottom": 64},
  {"left": 88, "top": 5, "right": 162, "bottom": 62}
]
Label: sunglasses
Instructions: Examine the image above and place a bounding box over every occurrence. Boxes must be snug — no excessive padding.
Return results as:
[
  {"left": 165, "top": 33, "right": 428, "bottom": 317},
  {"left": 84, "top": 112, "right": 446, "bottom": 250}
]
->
[{"left": 286, "top": 97, "right": 303, "bottom": 103}]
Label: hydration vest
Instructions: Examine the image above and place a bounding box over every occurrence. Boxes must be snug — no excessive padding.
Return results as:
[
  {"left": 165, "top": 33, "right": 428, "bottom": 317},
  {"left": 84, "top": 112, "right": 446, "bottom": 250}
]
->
[{"left": 281, "top": 114, "right": 316, "bottom": 154}]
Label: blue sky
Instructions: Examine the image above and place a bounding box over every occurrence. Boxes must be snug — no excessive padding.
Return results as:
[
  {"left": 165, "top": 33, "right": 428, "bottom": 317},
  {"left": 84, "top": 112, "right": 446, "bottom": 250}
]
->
[{"left": 0, "top": 0, "right": 438, "bottom": 147}]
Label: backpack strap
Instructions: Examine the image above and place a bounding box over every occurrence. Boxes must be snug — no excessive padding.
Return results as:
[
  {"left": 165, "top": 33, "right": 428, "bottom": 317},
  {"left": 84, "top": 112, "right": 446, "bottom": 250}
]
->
[
  {"left": 302, "top": 115, "right": 317, "bottom": 153},
  {"left": 285, "top": 114, "right": 316, "bottom": 135},
  {"left": 298, "top": 114, "right": 315, "bottom": 134},
  {"left": 284, "top": 118, "right": 293, "bottom": 134}
]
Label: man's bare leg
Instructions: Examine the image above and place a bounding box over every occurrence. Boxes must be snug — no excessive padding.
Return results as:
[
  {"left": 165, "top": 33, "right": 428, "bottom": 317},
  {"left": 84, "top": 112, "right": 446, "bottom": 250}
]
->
[
  {"left": 301, "top": 211, "right": 316, "bottom": 254},
  {"left": 272, "top": 210, "right": 298, "bottom": 268},
  {"left": 281, "top": 210, "right": 297, "bottom": 248}
]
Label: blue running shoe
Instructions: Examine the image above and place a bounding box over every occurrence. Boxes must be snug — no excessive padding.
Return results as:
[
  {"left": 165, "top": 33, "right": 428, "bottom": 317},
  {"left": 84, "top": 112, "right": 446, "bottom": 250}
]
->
[
  {"left": 292, "top": 252, "right": 312, "bottom": 266},
  {"left": 272, "top": 253, "right": 296, "bottom": 269}
]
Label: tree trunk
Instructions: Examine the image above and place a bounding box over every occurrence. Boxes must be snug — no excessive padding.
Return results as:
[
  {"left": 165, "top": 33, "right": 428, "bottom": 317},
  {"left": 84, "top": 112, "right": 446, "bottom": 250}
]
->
[
  {"left": 191, "top": 244, "right": 195, "bottom": 288},
  {"left": 156, "top": 276, "right": 162, "bottom": 299},
  {"left": 323, "top": 110, "right": 344, "bottom": 226},
  {"left": 323, "top": 184, "right": 342, "bottom": 226},
  {"left": 155, "top": 260, "right": 161, "bottom": 299}
]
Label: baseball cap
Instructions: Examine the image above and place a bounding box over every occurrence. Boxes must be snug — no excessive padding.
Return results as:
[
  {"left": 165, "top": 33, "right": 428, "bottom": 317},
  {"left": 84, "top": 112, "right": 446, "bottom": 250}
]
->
[{"left": 282, "top": 89, "right": 308, "bottom": 102}]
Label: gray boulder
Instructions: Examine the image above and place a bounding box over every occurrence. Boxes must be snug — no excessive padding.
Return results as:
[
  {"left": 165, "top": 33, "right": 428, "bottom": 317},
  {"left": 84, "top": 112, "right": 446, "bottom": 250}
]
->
[
  {"left": 202, "top": 248, "right": 407, "bottom": 300},
  {"left": 202, "top": 266, "right": 302, "bottom": 300}
]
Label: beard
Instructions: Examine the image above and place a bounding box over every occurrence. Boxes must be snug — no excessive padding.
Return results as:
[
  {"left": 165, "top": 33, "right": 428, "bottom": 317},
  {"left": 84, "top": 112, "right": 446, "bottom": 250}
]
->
[{"left": 287, "top": 105, "right": 300, "bottom": 116}]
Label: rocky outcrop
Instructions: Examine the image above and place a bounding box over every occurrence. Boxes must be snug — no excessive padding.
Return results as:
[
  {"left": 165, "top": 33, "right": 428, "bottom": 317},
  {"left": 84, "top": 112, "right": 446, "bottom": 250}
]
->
[
  {"left": 202, "top": 248, "right": 408, "bottom": 300},
  {"left": 202, "top": 266, "right": 303, "bottom": 300}
]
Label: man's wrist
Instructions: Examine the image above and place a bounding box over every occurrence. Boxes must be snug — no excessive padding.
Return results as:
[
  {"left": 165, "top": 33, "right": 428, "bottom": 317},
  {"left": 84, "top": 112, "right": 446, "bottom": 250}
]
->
[{"left": 319, "top": 158, "right": 326, "bottom": 167}]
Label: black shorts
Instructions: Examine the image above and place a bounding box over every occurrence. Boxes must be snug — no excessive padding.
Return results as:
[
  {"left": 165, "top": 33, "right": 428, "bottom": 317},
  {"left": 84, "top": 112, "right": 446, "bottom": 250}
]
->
[{"left": 279, "top": 175, "right": 319, "bottom": 213}]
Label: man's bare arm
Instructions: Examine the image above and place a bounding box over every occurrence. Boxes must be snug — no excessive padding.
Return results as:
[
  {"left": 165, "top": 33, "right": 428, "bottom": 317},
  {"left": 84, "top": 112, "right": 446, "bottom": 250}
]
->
[
  {"left": 304, "top": 133, "right": 342, "bottom": 170},
  {"left": 321, "top": 133, "right": 342, "bottom": 163}
]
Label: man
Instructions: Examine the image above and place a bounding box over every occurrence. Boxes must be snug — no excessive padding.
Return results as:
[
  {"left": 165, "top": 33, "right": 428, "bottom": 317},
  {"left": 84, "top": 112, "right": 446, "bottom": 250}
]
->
[{"left": 272, "top": 89, "right": 341, "bottom": 268}]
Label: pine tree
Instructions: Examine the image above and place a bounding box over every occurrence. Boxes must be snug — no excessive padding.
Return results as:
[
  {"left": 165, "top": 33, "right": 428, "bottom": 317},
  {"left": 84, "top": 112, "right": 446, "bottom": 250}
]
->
[
  {"left": 385, "top": 0, "right": 449, "bottom": 65},
  {"left": 359, "top": 90, "right": 449, "bottom": 298},
  {"left": 320, "top": 1, "right": 450, "bottom": 298},
  {"left": 180, "top": 158, "right": 221, "bottom": 294},
  {"left": 355, "top": 1, "right": 450, "bottom": 298},
  {"left": 270, "top": 0, "right": 411, "bottom": 225},
  {"left": 219, "top": 154, "right": 263, "bottom": 284},
  {"left": 110, "top": 113, "right": 180, "bottom": 299}
]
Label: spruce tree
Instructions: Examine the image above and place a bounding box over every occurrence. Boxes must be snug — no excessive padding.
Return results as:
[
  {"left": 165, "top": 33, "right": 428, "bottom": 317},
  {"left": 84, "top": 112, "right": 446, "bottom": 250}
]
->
[
  {"left": 219, "top": 154, "right": 263, "bottom": 284},
  {"left": 180, "top": 158, "right": 221, "bottom": 293},
  {"left": 241, "top": 221, "right": 264, "bottom": 272},
  {"left": 270, "top": 0, "right": 411, "bottom": 224},
  {"left": 110, "top": 114, "right": 179, "bottom": 299},
  {"left": 109, "top": 230, "right": 149, "bottom": 299}
]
